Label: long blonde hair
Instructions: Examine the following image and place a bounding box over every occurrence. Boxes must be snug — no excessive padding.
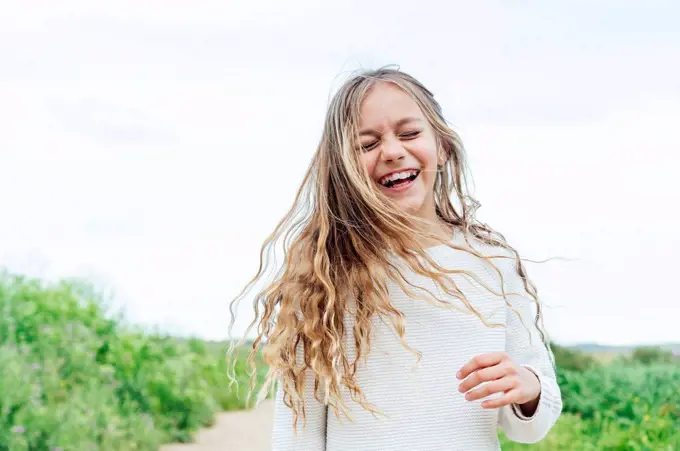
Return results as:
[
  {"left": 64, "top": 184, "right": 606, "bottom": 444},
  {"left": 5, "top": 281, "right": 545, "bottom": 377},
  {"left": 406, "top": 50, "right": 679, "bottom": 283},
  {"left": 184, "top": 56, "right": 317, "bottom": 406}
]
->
[{"left": 227, "top": 66, "right": 552, "bottom": 429}]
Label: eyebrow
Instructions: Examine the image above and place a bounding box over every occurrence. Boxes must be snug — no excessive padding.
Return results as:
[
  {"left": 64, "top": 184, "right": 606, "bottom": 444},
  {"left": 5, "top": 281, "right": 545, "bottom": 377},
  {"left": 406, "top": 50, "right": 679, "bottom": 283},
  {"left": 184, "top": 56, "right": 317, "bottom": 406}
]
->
[{"left": 359, "top": 117, "right": 422, "bottom": 137}]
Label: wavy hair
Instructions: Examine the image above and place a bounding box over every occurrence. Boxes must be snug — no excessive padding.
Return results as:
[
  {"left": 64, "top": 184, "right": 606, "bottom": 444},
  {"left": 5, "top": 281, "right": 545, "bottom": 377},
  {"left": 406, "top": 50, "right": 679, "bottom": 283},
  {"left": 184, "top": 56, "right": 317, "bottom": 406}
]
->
[{"left": 226, "top": 66, "right": 553, "bottom": 430}]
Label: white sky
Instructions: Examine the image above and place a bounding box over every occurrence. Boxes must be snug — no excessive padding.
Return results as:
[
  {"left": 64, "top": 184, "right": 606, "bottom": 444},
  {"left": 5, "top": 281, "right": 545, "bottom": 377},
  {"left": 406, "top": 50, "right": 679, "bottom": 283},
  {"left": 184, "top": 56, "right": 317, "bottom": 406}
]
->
[{"left": 1, "top": 1, "right": 678, "bottom": 346}]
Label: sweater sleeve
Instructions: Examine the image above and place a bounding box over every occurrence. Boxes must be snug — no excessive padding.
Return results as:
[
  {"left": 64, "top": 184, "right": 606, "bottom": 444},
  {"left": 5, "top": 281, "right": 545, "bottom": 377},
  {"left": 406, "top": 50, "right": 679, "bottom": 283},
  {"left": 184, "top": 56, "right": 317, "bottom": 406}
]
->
[
  {"left": 497, "top": 268, "right": 563, "bottom": 444},
  {"left": 271, "top": 351, "right": 327, "bottom": 450}
]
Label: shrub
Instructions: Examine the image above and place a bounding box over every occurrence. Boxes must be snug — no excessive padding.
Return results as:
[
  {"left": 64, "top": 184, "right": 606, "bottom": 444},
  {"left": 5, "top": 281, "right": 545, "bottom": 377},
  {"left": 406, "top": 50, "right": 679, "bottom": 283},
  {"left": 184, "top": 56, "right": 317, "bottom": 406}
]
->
[
  {"left": 550, "top": 343, "right": 598, "bottom": 372},
  {"left": 630, "top": 346, "right": 675, "bottom": 365},
  {"left": 0, "top": 271, "right": 265, "bottom": 450}
]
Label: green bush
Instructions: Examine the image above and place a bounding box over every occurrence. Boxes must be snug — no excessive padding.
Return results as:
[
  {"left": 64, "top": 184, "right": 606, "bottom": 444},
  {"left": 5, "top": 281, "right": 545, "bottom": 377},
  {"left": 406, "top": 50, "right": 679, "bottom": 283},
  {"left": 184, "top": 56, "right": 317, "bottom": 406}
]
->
[
  {"left": 557, "top": 362, "right": 680, "bottom": 423},
  {"left": 630, "top": 346, "right": 675, "bottom": 365},
  {"left": 0, "top": 272, "right": 266, "bottom": 450},
  {"left": 550, "top": 343, "right": 599, "bottom": 372},
  {"left": 500, "top": 411, "right": 680, "bottom": 451},
  {"left": 500, "top": 359, "right": 680, "bottom": 450}
]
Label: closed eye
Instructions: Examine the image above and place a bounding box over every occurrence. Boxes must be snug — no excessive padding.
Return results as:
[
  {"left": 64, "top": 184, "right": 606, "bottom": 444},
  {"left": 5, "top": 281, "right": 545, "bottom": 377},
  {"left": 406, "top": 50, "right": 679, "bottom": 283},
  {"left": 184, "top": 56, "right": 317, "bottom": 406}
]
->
[
  {"left": 360, "top": 141, "right": 379, "bottom": 152},
  {"left": 401, "top": 130, "right": 421, "bottom": 139}
]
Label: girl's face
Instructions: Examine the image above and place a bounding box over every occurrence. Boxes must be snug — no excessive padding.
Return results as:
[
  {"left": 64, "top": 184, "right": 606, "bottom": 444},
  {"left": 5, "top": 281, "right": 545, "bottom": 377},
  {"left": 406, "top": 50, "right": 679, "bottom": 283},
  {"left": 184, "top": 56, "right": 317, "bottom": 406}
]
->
[{"left": 357, "top": 82, "right": 440, "bottom": 219}]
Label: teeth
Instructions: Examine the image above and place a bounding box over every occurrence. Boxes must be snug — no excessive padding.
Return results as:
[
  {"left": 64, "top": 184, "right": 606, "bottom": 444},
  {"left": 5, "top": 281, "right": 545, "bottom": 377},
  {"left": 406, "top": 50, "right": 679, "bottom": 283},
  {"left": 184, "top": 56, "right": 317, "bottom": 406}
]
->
[{"left": 379, "top": 170, "right": 418, "bottom": 186}]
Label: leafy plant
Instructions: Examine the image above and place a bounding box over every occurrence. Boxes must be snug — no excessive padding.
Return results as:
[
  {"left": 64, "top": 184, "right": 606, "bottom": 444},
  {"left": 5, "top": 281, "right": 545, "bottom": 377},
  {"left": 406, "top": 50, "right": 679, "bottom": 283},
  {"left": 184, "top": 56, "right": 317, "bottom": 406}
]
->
[{"left": 0, "top": 271, "right": 266, "bottom": 450}]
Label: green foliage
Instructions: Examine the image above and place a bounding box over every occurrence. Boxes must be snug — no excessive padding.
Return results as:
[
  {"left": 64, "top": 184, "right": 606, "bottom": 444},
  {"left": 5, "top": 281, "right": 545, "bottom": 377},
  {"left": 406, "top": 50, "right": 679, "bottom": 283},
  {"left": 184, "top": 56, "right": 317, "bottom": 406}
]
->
[
  {"left": 500, "top": 411, "right": 680, "bottom": 451},
  {"left": 557, "top": 362, "right": 680, "bottom": 423},
  {"left": 630, "top": 346, "right": 676, "bottom": 365},
  {"left": 550, "top": 343, "right": 599, "bottom": 372},
  {"left": 500, "top": 350, "right": 680, "bottom": 450},
  {"left": 0, "top": 272, "right": 267, "bottom": 450}
]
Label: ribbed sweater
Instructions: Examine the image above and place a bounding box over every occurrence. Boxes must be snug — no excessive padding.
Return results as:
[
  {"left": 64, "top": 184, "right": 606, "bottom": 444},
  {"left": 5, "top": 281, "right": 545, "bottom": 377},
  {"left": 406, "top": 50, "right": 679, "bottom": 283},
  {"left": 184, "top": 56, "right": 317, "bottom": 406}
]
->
[{"left": 270, "top": 231, "right": 563, "bottom": 450}]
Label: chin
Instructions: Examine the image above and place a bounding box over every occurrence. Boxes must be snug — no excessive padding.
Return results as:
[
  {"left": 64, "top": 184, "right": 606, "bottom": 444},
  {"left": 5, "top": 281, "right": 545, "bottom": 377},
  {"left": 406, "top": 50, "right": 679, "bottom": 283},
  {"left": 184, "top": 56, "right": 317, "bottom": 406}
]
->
[
  {"left": 394, "top": 199, "right": 426, "bottom": 216},
  {"left": 377, "top": 178, "right": 430, "bottom": 217}
]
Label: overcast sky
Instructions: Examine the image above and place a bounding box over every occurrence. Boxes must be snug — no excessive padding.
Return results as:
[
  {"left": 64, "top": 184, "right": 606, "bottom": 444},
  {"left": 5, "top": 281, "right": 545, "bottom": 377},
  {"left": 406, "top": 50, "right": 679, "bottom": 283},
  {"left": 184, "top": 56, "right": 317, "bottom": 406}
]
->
[{"left": 1, "top": 1, "right": 678, "bottom": 346}]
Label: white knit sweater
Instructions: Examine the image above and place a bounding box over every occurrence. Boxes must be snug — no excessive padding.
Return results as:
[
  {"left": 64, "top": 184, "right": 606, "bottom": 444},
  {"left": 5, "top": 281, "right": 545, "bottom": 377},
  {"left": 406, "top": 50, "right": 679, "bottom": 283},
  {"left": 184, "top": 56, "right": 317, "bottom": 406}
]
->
[{"left": 270, "top": 232, "right": 563, "bottom": 450}]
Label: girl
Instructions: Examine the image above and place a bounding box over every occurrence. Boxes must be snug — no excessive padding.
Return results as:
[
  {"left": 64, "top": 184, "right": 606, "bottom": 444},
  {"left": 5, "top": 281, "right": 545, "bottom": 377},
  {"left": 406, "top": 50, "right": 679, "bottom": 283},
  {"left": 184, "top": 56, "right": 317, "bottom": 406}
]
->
[{"left": 228, "top": 67, "right": 562, "bottom": 450}]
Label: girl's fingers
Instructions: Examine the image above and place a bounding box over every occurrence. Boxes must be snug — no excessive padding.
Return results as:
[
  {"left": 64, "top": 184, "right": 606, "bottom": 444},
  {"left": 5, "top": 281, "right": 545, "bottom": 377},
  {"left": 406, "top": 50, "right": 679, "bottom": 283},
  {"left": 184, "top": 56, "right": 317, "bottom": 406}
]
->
[
  {"left": 464, "top": 376, "right": 518, "bottom": 402},
  {"left": 458, "top": 362, "right": 516, "bottom": 394},
  {"left": 457, "top": 351, "right": 508, "bottom": 380},
  {"left": 481, "top": 388, "right": 522, "bottom": 409}
]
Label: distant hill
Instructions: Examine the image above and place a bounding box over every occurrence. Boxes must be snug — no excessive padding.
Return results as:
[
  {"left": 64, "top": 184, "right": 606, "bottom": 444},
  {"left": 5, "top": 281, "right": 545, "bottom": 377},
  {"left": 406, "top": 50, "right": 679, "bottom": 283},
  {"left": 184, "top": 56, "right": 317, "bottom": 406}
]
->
[{"left": 568, "top": 342, "right": 680, "bottom": 355}]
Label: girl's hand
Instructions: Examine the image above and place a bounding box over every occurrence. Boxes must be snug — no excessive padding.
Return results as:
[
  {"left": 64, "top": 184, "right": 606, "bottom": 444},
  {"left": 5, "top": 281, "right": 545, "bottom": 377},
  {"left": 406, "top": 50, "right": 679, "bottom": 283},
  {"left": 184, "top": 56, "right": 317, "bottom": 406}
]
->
[{"left": 456, "top": 351, "right": 541, "bottom": 411}]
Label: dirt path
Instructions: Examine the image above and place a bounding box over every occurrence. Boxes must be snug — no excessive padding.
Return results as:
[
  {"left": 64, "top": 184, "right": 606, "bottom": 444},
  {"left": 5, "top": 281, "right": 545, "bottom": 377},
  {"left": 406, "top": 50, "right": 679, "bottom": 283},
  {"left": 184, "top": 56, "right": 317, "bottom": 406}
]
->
[{"left": 160, "top": 400, "right": 275, "bottom": 451}]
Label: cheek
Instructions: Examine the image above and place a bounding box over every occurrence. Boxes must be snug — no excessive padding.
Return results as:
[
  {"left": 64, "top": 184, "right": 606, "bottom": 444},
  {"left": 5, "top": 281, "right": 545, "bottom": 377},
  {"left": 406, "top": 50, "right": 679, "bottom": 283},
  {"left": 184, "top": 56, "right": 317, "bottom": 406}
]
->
[
  {"left": 360, "top": 152, "right": 378, "bottom": 177},
  {"left": 415, "top": 139, "right": 439, "bottom": 171}
]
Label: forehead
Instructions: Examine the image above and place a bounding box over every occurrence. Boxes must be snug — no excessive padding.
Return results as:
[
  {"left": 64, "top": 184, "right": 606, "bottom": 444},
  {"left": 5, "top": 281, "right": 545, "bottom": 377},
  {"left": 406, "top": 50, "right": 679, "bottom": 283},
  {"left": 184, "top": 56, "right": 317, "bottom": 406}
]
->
[{"left": 358, "top": 81, "right": 424, "bottom": 127}]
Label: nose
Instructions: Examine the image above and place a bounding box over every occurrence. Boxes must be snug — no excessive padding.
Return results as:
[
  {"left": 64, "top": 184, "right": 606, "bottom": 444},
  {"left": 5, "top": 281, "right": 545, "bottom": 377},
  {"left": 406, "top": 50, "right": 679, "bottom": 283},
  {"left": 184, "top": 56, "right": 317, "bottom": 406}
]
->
[{"left": 380, "top": 135, "right": 406, "bottom": 163}]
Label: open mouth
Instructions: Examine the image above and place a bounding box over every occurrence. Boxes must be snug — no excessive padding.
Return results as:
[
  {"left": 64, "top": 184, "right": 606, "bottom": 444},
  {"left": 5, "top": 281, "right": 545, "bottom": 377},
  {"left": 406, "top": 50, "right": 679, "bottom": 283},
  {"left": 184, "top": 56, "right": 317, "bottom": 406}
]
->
[{"left": 378, "top": 169, "right": 420, "bottom": 189}]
